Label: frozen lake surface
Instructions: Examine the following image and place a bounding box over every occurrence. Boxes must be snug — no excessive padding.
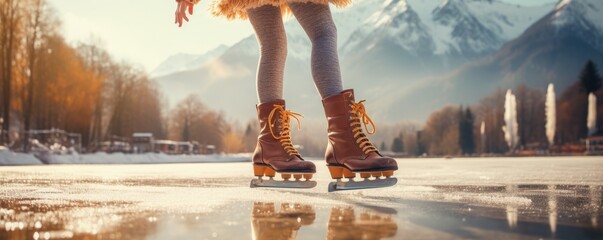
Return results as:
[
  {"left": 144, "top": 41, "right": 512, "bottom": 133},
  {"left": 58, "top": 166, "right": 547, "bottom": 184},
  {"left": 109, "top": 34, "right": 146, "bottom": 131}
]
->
[{"left": 1, "top": 156, "right": 602, "bottom": 239}]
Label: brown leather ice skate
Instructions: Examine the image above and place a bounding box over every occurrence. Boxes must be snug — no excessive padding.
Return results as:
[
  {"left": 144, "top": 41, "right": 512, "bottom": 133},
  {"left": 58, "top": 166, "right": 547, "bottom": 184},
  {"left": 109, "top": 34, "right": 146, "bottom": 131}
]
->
[
  {"left": 250, "top": 99, "right": 316, "bottom": 189},
  {"left": 322, "top": 89, "right": 398, "bottom": 191}
]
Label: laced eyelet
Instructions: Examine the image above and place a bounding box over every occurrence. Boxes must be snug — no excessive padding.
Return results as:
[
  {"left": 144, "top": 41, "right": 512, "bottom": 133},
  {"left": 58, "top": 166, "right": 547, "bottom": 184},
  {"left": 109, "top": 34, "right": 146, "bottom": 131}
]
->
[
  {"left": 348, "top": 100, "right": 378, "bottom": 155},
  {"left": 268, "top": 105, "right": 304, "bottom": 156}
]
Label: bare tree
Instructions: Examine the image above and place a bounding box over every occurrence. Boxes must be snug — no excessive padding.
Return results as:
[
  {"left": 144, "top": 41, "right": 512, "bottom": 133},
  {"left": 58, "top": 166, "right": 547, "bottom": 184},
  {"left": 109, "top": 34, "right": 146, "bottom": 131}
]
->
[
  {"left": 20, "top": 0, "right": 59, "bottom": 150},
  {"left": 0, "top": 0, "right": 22, "bottom": 144},
  {"left": 77, "top": 38, "right": 112, "bottom": 148},
  {"left": 515, "top": 84, "right": 546, "bottom": 148},
  {"left": 169, "top": 95, "right": 227, "bottom": 151},
  {"left": 422, "top": 106, "right": 461, "bottom": 155},
  {"left": 105, "top": 63, "right": 165, "bottom": 140},
  {"left": 475, "top": 89, "right": 507, "bottom": 154}
]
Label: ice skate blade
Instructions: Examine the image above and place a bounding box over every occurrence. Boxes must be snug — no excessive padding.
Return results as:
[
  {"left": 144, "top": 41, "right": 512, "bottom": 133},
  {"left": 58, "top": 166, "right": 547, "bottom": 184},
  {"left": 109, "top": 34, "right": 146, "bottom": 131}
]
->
[
  {"left": 328, "top": 177, "right": 397, "bottom": 192},
  {"left": 250, "top": 178, "right": 317, "bottom": 189}
]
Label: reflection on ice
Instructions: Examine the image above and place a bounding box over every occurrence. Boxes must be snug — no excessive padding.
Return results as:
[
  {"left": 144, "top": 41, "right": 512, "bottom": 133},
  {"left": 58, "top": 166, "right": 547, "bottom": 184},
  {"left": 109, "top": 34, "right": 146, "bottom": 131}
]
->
[
  {"left": 251, "top": 202, "right": 315, "bottom": 240},
  {"left": 548, "top": 185, "right": 558, "bottom": 234},
  {"left": 505, "top": 205, "right": 518, "bottom": 228},
  {"left": 32, "top": 230, "right": 74, "bottom": 239},
  {"left": 0, "top": 199, "right": 158, "bottom": 239},
  {"left": 250, "top": 202, "right": 398, "bottom": 240},
  {"left": 591, "top": 185, "right": 601, "bottom": 228},
  {"left": 505, "top": 185, "right": 518, "bottom": 228},
  {"left": 327, "top": 207, "right": 397, "bottom": 240}
]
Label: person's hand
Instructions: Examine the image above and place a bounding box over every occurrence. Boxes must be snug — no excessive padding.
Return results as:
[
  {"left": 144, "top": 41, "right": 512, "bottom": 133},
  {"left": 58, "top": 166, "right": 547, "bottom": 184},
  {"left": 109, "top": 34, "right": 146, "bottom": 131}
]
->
[{"left": 175, "top": 0, "right": 194, "bottom": 27}]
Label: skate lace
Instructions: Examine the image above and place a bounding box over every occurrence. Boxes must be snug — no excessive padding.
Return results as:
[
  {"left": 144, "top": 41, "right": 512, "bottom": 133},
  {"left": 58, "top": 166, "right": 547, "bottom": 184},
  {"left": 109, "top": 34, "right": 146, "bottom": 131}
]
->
[
  {"left": 349, "top": 100, "right": 378, "bottom": 155},
  {"left": 268, "top": 105, "right": 303, "bottom": 156}
]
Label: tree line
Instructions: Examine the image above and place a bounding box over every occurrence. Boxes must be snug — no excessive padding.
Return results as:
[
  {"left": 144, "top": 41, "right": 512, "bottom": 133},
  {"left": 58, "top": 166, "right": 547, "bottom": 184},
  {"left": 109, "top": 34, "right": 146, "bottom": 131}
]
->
[
  {"left": 0, "top": 0, "right": 246, "bottom": 153},
  {"left": 0, "top": 0, "right": 165, "bottom": 150},
  {"left": 418, "top": 60, "right": 603, "bottom": 156}
]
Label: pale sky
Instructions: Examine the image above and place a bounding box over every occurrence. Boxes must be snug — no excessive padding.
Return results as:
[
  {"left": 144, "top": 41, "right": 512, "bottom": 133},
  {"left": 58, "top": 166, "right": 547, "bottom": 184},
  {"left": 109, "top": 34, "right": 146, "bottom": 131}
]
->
[
  {"left": 49, "top": 0, "right": 254, "bottom": 72},
  {"left": 48, "top": 0, "right": 558, "bottom": 73}
]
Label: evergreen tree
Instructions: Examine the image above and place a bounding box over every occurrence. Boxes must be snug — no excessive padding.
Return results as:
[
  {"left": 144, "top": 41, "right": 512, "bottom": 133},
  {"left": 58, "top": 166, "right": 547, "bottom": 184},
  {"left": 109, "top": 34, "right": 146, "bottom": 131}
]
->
[
  {"left": 242, "top": 122, "right": 258, "bottom": 152},
  {"left": 579, "top": 61, "right": 602, "bottom": 138},
  {"left": 459, "top": 107, "right": 476, "bottom": 155},
  {"left": 580, "top": 60, "right": 602, "bottom": 93},
  {"left": 464, "top": 108, "right": 476, "bottom": 154},
  {"left": 416, "top": 130, "right": 426, "bottom": 156},
  {"left": 391, "top": 133, "right": 404, "bottom": 153},
  {"left": 380, "top": 141, "right": 387, "bottom": 151},
  {"left": 181, "top": 116, "right": 190, "bottom": 142}
]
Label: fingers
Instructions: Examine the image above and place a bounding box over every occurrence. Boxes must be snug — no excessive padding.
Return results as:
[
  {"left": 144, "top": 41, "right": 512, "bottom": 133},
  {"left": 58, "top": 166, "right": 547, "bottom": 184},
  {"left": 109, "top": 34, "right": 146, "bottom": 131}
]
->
[
  {"left": 176, "top": 11, "right": 182, "bottom": 27},
  {"left": 175, "top": 2, "right": 182, "bottom": 26},
  {"left": 178, "top": 13, "right": 184, "bottom": 27},
  {"left": 175, "top": 1, "right": 193, "bottom": 28},
  {"left": 177, "top": 2, "right": 185, "bottom": 27}
]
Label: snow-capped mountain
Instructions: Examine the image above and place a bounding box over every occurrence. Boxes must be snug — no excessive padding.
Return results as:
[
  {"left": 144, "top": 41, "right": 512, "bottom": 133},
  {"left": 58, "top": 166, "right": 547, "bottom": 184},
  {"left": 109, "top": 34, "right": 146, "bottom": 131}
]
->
[
  {"left": 344, "top": 0, "right": 434, "bottom": 55},
  {"left": 370, "top": 0, "right": 603, "bottom": 122},
  {"left": 551, "top": 0, "right": 603, "bottom": 51},
  {"left": 151, "top": 44, "right": 229, "bottom": 78},
  {"left": 442, "top": 0, "right": 603, "bottom": 91},
  {"left": 337, "top": 0, "right": 554, "bottom": 97},
  {"left": 339, "top": 0, "right": 553, "bottom": 85},
  {"left": 343, "top": 0, "right": 551, "bottom": 58},
  {"left": 154, "top": 0, "right": 582, "bottom": 123}
]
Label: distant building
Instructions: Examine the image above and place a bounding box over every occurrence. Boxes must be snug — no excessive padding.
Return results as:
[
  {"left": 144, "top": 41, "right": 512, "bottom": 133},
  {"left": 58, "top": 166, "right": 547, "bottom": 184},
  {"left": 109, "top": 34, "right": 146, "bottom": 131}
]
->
[
  {"left": 154, "top": 140, "right": 200, "bottom": 155},
  {"left": 585, "top": 130, "right": 603, "bottom": 155},
  {"left": 177, "top": 141, "right": 199, "bottom": 155},
  {"left": 100, "top": 141, "right": 130, "bottom": 153},
  {"left": 132, "top": 133, "right": 154, "bottom": 153},
  {"left": 154, "top": 140, "right": 177, "bottom": 154},
  {"left": 204, "top": 145, "right": 216, "bottom": 155}
]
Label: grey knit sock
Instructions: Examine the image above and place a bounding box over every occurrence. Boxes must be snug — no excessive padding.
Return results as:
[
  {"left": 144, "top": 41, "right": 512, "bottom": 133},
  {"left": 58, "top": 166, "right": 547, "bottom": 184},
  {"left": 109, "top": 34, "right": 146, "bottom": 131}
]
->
[
  {"left": 247, "top": 5, "right": 287, "bottom": 103},
  {"left": 287, "top": 2, "right": 344, "bottom": 98}
]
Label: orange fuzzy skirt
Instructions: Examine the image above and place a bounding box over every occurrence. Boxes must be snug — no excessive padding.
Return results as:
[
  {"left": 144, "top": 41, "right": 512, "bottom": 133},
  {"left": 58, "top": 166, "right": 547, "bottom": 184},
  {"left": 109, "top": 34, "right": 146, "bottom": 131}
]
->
[{"left": 210, "top": 0, "right": 351, "bottom": 20}]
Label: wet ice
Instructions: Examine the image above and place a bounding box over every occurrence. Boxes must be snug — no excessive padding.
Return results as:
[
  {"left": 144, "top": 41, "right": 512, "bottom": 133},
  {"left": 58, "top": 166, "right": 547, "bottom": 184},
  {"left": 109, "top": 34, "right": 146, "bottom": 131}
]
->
[{"left": 0, "top": 156, "right": 602, "bottom": 239}]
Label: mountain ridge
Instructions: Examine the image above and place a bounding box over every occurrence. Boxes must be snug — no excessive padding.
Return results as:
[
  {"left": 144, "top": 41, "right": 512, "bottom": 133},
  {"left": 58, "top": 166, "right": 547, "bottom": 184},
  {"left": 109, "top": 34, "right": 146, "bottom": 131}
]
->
[{"left": 152, "top": 0, "right": 597, "bottom": 125}]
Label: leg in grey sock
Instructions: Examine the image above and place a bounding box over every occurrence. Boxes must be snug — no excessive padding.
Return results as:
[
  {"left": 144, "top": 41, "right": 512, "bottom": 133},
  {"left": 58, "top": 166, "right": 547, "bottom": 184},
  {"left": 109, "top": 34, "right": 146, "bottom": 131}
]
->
[
  {"left": 247, "top": 5, "right": 288, "bottom": 103},
  {"left": 287, "top": 2, "right": 343, "bottom": 98}
]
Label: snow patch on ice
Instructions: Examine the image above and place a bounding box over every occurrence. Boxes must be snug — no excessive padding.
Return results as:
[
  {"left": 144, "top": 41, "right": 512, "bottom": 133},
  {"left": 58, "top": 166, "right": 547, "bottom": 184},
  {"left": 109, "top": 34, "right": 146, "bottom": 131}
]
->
[
  {"left": 0, "top": 150, "right": 250, "bottom": 165},
  {"left": 393, "top": 190, "right": 533, "bottom": 208},
  {"left": 0, "top": 150, "right": 42, "bottom": 165},
  {"left": 472, "top": 195, "right": 532, "bottom": 207}
]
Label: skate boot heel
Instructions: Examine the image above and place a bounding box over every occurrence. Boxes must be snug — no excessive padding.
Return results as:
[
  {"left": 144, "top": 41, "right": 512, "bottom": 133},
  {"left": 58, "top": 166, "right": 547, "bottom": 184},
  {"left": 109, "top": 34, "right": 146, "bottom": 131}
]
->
[
  {"left": 328, "top": 166, "right": 343, "bottom": 179},
  {"left": 253, "top": 164, "right": 276, "bottom": 177},
  {"left": 253, "top": 164, "right": 266, "bottom": 177}
]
